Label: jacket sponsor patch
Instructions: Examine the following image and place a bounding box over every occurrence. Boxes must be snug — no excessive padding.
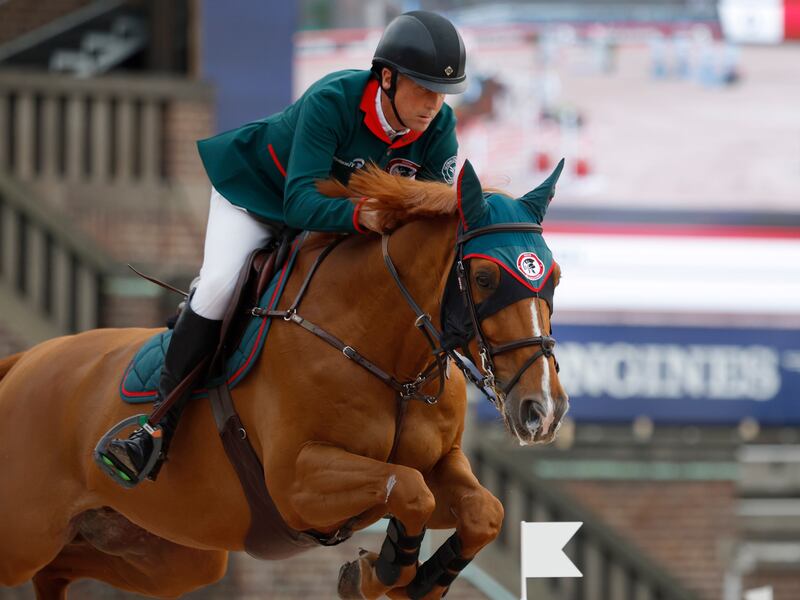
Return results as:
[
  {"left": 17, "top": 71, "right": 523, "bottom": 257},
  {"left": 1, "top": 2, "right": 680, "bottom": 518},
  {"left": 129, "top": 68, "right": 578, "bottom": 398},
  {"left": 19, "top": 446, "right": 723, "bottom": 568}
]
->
[
  {"left": 442, "top": 155, "right": 457, "bottom": 184},
  {"left": 387, "top": 158, "right": 420, "bottom": 178},
  {"left": 333, "top": 156, "right": 365, "bottom": 170}
]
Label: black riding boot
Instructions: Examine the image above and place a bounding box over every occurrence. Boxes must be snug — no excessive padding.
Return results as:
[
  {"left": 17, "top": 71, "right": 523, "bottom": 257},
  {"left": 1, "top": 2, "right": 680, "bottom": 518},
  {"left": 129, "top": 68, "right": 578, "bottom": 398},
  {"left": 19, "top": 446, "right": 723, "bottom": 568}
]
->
[{"left": 106, "top": 303, "right": 221, "bottom": 480}]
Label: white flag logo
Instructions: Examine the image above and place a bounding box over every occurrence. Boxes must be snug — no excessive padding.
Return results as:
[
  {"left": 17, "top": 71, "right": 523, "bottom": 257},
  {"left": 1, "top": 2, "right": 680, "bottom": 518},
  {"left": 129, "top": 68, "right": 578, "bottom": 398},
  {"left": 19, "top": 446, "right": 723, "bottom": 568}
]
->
[{"left": 520, "top": 521, "right": 582, "bottom": 598}]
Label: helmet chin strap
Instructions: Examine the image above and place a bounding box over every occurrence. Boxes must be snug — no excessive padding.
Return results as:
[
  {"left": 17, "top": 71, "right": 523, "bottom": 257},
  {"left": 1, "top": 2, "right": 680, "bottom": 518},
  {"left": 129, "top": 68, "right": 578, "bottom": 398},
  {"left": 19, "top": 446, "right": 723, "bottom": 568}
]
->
[{"left": 383, "top": 69, "right": 409, "bottom": 131}]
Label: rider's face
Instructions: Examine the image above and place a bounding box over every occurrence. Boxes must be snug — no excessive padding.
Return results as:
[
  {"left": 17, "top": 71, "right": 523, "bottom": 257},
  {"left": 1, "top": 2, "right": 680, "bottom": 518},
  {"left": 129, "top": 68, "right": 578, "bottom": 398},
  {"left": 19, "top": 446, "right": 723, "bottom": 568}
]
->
[{"left": 380, "top": 69, "right": 445, "bottom": 132}]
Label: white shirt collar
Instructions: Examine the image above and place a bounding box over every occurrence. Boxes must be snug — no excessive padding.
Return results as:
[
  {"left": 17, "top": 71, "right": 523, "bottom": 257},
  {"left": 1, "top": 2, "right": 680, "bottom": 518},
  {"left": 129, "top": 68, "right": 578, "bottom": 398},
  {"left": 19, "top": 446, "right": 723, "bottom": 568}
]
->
[{"left": 375, "top": 86, "right": 410, "bottom": 140}]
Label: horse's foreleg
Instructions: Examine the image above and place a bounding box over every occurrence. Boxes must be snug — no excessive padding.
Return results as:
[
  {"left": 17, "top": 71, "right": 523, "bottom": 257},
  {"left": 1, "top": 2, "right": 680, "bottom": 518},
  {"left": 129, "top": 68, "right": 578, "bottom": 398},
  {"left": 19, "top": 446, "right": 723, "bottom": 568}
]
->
[
  {"left": 290, "top": 442, "right": 435, "bottom": 600},
  {"left": 389, "top": 446, "right": 504, "bottom": 600}
]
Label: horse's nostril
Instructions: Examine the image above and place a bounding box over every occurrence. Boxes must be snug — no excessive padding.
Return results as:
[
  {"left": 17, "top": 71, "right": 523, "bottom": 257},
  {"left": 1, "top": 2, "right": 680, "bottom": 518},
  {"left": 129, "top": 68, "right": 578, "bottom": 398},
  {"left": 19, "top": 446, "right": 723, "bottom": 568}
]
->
[{"left": 521, "top": 400, "right": 544, "bottom": 430}]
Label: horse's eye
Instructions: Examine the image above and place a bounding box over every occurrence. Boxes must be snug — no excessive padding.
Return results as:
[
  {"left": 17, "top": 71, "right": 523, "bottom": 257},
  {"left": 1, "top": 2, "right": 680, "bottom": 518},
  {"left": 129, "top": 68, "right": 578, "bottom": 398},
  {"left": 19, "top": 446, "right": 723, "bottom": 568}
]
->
[{"left": 475, "top": 273, "right": 493, "bottom": 288}]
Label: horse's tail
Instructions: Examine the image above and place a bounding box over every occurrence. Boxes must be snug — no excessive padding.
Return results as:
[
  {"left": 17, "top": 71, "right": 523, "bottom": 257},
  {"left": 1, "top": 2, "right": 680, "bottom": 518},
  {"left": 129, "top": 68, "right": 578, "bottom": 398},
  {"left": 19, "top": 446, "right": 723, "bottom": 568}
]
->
[{"left": 0, "top": 351, "right": 24, "bottom": 382}]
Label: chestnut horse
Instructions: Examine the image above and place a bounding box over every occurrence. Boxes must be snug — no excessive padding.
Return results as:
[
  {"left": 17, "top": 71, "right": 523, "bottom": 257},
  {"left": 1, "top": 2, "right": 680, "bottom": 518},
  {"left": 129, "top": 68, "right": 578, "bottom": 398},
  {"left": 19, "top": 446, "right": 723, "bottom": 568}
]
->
[{"left": 0, "top": 161, "right": 568, "bottom": 599}]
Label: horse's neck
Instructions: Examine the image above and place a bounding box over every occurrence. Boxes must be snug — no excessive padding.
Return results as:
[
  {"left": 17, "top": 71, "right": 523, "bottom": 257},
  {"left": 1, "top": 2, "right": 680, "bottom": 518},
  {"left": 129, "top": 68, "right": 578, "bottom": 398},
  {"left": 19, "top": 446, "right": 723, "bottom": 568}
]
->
[
  {"left": 384, "top": 215, "right": 458, "bottom": 323},
  {"left": 367, "top": 215, "right": 458, "bottom": 371}
]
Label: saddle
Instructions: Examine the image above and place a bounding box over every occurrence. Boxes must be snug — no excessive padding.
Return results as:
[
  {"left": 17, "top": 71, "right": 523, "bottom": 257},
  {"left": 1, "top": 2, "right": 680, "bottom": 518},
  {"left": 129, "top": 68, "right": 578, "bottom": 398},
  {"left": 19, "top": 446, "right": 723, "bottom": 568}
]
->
[{"left": 131, "top": 234, "right": 288, "bottom": 370}]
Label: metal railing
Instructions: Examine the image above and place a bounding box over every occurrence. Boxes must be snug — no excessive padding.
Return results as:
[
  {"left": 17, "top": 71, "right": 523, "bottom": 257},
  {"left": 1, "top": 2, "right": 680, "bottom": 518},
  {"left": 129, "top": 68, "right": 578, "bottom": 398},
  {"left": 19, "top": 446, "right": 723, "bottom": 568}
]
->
[
  {"left": 471, "top": 436, "right": 700, "bottom": 600},
  {"left": 0, "top": 69, "right": 211, "bottom": 186},
  {"left": 0, "top": 173, "right": 116, "bottom": 342},
  {"left": 0, "top": 69, "right": 212, "bottom": 347},
  {"left": 725, "top": 444, "right": 800, "bottom": 600}
]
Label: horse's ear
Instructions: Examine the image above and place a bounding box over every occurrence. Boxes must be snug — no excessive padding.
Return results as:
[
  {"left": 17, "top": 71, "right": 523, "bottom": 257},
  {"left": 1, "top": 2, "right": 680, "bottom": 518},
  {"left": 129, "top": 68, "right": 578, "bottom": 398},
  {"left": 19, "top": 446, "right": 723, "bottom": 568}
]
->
[
  {"left": 519, "top": 158, "right": 565, "bottom": 223},
  {"left": 457, "top": 160, "right": 488, "bottom": 229}
]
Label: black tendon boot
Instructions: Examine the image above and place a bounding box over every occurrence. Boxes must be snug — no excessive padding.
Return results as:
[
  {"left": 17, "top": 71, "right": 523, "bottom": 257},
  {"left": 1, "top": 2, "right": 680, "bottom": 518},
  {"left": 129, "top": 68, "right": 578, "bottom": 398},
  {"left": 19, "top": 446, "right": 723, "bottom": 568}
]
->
[{"left": 105, "top": 303, "right": 221, "bottom": 480}]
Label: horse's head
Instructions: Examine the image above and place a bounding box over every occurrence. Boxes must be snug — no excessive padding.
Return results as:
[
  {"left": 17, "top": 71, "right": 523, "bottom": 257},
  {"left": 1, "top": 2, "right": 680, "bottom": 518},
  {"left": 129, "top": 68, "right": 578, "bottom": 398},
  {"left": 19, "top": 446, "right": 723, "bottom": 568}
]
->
[{"left": 441, "top": 160, "right": 569, "bottom": 445}]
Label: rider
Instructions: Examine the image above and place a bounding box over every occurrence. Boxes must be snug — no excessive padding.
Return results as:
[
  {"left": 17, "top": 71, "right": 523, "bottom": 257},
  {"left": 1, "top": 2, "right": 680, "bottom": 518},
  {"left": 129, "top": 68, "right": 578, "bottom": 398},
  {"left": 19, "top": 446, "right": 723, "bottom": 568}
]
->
[{"left": 101, "top": 10, "right": 468, "bottom": 482}]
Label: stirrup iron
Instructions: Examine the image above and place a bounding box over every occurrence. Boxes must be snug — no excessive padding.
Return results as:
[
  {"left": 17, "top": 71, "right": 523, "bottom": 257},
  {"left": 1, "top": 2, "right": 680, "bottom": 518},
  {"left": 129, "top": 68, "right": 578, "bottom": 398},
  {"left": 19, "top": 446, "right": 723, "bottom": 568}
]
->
[{"left": 94, "top": 415, "right": 164, "bottom": 488}]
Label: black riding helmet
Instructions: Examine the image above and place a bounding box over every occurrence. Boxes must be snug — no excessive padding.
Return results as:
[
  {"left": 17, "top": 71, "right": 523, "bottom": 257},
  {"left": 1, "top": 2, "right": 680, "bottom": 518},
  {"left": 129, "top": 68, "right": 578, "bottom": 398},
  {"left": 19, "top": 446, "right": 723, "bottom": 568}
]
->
[{"left": 372, "top": 11, "right": 467, "bottom": 128}]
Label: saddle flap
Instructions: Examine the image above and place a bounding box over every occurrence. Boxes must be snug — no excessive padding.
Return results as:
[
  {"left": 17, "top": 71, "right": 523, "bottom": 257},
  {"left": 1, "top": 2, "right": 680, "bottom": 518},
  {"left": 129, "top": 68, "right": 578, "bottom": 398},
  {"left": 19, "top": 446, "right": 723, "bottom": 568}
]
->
[
  {"left": 214, "top": 246, "right": 276, "bottom": 369},
  {"left": 120, "top": 234, "right": 304, "bottom": 404}
]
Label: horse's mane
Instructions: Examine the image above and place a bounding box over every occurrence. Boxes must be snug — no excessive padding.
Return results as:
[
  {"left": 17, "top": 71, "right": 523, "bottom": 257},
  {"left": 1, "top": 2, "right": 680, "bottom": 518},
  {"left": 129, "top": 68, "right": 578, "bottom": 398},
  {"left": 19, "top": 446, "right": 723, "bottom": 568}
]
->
[
  {"left": 316, "top": 164, "right": 458, "bottom": 223},
  {"left": 316, "top": 164, "right": 514, "bottom": 232}
]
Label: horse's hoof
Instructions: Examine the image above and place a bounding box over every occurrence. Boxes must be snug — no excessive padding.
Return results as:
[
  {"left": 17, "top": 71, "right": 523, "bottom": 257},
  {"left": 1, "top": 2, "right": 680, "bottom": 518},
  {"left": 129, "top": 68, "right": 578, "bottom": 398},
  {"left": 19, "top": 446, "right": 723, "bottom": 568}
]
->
[{"left": 338, "top": 559, "right": 365, "bottom": 599}]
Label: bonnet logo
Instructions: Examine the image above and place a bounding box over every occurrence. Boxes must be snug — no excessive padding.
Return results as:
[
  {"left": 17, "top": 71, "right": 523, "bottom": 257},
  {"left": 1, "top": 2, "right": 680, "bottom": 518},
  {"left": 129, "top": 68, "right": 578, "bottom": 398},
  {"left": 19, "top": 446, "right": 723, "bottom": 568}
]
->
[{"left": 517, "top": 252, "right": 545, "bottom": 281}]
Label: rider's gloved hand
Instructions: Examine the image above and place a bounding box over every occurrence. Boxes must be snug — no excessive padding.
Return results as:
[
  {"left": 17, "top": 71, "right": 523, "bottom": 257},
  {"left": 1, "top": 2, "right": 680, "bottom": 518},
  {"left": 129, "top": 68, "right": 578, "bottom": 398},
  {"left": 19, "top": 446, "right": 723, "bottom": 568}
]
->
[{"left": 357, "top": 200, "right": 398, "bottom": 233}]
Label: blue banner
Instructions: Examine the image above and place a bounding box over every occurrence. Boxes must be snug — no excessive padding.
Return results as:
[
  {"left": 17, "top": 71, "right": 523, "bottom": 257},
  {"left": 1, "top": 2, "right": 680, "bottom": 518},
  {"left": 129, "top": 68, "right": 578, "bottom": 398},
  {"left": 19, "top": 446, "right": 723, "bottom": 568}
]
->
[
  {"left": 201, "top": 1, "right": 295, "bottom": 133},
  {"left": 476, "top": 323, "right": 800, "bottom": 425}
]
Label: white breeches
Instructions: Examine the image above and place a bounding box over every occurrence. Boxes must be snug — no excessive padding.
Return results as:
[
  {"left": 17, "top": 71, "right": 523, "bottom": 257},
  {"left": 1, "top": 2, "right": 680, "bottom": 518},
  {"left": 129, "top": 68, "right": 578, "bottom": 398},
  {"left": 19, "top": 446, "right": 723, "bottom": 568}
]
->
[{"left": 189, "top": 187, "right": 277, "bottom": 320}]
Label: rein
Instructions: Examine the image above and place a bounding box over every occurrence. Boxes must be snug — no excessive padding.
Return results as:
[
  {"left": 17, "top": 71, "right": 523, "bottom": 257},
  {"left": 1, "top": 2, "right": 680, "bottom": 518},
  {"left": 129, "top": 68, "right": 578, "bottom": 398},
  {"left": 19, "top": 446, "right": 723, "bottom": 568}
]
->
[{"left": 254, "top": 234, "right": 445, "bottom": 408}]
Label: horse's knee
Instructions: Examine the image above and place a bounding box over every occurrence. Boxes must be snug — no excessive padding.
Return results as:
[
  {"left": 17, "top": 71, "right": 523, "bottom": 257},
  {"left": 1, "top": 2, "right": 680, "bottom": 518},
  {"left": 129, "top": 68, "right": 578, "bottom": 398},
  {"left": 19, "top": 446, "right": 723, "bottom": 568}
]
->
[
  {"left": 484, "top": 493, "right": 505, "bottom": 537},
  {"left": 391, "top": 469, "right": 436, "bottom": 530},
  {"left": 457, "top": 491, "right": 504, "bottom": 552}
]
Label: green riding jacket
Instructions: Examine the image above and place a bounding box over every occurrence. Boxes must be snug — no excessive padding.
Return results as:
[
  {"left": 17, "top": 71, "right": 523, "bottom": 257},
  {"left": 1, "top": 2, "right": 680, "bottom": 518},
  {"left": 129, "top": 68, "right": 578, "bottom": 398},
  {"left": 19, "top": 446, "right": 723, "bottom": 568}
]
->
[{"left": 196, "top": 69, "right": 458, "bottom": 234}]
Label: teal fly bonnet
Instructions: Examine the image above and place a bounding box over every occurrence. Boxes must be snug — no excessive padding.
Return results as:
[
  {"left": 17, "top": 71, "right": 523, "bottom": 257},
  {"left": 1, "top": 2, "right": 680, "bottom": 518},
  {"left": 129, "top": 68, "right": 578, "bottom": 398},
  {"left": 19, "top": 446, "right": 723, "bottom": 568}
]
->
[
  {"left": 458, "top": 158, "right": 562, "bottom": 292},
  {"left": 440, "top": 158, "right": 564, "bottom": 351}
]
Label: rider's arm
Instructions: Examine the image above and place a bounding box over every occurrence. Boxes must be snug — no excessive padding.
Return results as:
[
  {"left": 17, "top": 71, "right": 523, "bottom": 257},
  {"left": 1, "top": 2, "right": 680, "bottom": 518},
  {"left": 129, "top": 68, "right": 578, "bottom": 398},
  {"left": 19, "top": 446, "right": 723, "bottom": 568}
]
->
[
  {"left": 283, "top": 91, "right": 361, "bottom": 233},
  {"left": 416, "top": 108, "right": 458, "bottom": 185}
]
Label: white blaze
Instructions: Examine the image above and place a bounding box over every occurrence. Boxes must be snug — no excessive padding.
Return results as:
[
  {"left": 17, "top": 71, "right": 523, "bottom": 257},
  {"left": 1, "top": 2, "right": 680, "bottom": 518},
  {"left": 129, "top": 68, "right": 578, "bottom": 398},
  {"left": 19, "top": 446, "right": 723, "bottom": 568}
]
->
[{"left": 530, "top": 299, "right": 555, "bottom": 435}]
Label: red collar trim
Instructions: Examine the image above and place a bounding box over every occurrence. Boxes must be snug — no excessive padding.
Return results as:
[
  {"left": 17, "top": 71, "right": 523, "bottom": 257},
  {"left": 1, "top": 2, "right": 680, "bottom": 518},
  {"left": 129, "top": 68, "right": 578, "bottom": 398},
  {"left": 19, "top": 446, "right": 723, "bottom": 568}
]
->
[{"left": 359, "top": 79, "right": 424, "bottom": 149}]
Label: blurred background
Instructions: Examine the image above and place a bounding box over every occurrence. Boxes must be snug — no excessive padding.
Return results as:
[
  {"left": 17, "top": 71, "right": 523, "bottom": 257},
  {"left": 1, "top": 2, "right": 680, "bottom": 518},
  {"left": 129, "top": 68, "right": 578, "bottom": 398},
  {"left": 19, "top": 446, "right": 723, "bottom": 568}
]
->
[{"left": 0, "top": 0, "right": 798, "bottom": 599}]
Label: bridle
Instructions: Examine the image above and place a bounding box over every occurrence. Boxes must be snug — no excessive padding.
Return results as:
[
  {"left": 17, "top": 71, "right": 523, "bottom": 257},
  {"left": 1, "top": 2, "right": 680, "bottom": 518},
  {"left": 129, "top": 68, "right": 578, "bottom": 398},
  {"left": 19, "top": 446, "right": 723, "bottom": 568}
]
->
[
  {"left": 382, "top": 222, "right": 558, "bottom": 408},
  {"left": 448, "top": 223, "right": 558, "bottom": 405}
]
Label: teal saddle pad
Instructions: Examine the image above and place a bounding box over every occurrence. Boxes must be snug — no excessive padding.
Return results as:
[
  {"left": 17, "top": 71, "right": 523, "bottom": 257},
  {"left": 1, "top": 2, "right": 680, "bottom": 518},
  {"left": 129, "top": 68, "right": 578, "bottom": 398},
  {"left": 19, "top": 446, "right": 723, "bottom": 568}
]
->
[{"left": 119, "top": 238, "right": 304, "bottom": 404}]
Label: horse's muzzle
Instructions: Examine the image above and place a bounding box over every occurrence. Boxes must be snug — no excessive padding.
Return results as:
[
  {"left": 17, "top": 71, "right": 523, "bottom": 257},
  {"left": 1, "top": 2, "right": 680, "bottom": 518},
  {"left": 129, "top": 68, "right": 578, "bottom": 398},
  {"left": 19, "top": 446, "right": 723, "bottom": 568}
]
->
[{"left": 511, "top": 396, "right": 567, "bottom": 445}]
